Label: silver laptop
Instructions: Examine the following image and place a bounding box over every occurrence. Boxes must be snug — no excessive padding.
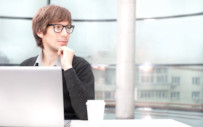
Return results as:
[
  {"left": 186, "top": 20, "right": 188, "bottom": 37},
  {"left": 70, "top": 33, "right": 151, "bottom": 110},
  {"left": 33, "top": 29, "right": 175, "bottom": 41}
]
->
[{"left": 0, "top": 67, "right": 64, "bottom": 127}]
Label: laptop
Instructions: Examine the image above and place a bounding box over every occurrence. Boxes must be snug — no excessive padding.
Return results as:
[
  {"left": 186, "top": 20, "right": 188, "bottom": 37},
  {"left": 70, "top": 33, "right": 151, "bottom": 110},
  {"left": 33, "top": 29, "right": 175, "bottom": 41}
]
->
[{"left": 0, "top": 67, "right": 64, "bottom": 127}]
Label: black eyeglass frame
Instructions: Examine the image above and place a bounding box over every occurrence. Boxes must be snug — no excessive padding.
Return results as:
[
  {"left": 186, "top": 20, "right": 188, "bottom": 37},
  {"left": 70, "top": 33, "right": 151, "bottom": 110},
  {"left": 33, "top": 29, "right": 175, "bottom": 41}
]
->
[{"left": 47, "top": 24, "right": 75, "bottom": 34}]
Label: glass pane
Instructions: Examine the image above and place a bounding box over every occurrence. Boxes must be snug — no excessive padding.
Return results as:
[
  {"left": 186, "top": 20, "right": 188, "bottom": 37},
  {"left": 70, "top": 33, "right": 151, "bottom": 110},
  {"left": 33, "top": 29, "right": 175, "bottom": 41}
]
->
[
  {"left": 51, "top": 0, "right": 203, "bottom": 19},
  {"left": 0, "top": 1, "right": 203, "bottom": 126},
  {"left": 0, "top": 0, "right": 47, "bottom": 17},
  {"left": 0, "top": 19, "right": 39, "bottom": 65},
  {"left": 51, "top": 0, "right": 117, "bottom": 19},
  {"left": 137, "top": 0, "right": 203, "bottom": 17},
  {"left": 100, "top": 65, "right": 203, "bottom": 127},
  {"left": 136, "top": 16, "right": 203, "bottom": 64},
  {"left": 68, "top": 21, "right": 117, "bottom": 64}
]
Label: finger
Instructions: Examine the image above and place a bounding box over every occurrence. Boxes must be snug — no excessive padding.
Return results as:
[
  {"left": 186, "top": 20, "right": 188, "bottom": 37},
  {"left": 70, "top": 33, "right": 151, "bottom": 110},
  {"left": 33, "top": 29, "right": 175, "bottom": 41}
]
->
[{"left": 58, "top": 48, "right": 63, "bottom": 55}]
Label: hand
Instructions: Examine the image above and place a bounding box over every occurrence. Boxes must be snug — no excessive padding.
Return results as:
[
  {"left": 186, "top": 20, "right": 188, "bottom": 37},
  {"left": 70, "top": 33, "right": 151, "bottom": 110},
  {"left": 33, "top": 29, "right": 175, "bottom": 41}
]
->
[{"left": 58, "top": 46, "right": 74, "bottom": 71}]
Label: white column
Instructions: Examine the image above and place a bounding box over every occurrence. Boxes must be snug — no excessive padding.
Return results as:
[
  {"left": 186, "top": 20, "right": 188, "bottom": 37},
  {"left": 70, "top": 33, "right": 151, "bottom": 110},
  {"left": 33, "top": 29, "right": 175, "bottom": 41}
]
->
[{"left": 116, "top": 0, "right": 135, "bottom": 119}]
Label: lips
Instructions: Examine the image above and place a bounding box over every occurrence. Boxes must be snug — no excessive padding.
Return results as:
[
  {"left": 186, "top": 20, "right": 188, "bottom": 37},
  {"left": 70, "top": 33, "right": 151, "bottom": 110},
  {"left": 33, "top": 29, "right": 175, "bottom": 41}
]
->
[{"left": 58, "top": 41, "right": 67, "bottom": 45}]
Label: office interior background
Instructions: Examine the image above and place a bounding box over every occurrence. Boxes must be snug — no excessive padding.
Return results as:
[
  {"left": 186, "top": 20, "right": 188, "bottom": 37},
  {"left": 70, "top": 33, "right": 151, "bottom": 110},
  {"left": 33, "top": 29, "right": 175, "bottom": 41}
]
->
[{"left": 0, "top": 0, "right": 203, "bottom": 126}]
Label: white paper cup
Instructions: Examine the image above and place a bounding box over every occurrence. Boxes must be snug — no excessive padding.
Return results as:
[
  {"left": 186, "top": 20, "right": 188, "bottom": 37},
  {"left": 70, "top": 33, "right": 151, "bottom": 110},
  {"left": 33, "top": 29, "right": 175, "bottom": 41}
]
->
[{"left": 86, "top": 100, "right": 106, "bottom": 127}]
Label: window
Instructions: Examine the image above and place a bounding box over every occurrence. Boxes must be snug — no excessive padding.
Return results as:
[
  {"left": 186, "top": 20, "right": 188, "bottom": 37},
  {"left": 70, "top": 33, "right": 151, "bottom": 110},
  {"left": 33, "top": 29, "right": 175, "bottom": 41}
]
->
[
  {"left": 157, "top": 75, "right": 168, "bottom": 84},
  {"left": 192, "top": 77, "right": 200, "bottom": 85},
  {"left": 105, "top": 91, "right": 112, "bottom": 99},
  {"left": 104, "top": 68, "right": 116, "bottom": 85},
  {"left": 155, "top": 68, "right": 168, "bottom": 74},
  {"left": 171, "top": 92, "right": 180, "bottom": 100},
  {"left": 139, "top": 91, "right": 152, "bottom": 98},
  {"left": 141, "top": 76, "right": 153, "bottom": 83},
  {"left": 95, "top": 91, "right": 103, "bottom": 99},
  {"left": 192, "top": 91, "right": 200, "bottom": 101},
  {"left": 172, "top": 77, "right": 180, "bottom": 85},
  {"left": 156, "top": 91, "right": 168, "bottom": 99},
  {"left": 139, "top": 90, "right": 168, "bottom": 99}
]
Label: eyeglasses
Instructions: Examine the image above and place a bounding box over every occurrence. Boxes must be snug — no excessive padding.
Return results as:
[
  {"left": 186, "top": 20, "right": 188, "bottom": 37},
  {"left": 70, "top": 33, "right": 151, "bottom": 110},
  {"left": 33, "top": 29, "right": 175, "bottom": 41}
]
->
[{"left": 47, "top": 24, "right": 75, "bottom": 34}]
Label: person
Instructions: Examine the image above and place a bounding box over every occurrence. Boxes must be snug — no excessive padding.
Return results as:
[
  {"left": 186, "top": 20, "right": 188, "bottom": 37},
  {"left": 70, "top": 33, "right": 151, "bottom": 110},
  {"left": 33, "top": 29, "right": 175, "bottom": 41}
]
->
[{"left": 20, "top": 4, "right": 95, "bottom": 120}]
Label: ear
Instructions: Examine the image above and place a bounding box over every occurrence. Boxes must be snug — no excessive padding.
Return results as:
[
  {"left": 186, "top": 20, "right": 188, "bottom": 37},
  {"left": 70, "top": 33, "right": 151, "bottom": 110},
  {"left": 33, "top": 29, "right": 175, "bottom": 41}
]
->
[{"left": 37, "top": 30, "right": 43, "bottom": 38}]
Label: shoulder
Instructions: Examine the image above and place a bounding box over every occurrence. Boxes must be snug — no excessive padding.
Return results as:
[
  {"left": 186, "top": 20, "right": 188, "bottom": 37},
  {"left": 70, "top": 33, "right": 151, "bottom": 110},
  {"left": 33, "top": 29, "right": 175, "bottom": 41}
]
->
[
  {"left": 72, "top": 55, "right": 91, "bottom": 69},
  {"left": 71, "top": 55, "right": 94, "bottom": 80},
  {"left": 73, "top": 55, "right": 89, "bottom": 64},
  {"left": 20, "top": 56, "right": 38, "bottom": 66}
]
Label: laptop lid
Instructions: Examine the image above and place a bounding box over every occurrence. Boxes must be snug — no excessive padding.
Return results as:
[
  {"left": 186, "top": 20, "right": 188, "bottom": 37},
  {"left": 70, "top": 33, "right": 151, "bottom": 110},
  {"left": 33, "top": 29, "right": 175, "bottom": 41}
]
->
[{"left": 0, "top": 67, "right": 64, "bottom": 127}]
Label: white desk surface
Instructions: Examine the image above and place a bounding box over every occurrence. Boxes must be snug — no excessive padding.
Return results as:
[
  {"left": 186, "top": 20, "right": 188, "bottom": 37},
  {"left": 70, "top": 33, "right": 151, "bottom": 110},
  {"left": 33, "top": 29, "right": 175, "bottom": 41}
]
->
[{"left": 67, "top": 119, "right": 191, "bottom": 127}]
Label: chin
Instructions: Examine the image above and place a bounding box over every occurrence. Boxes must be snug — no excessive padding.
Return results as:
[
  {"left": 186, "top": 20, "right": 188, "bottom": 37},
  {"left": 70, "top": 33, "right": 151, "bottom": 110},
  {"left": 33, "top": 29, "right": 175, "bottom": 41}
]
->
[
  {"left": 59, "top": 44, "right": 67, "bottom": 47},
  {"left": 56, "top": 45, "right": 65, "bottom": 50}
]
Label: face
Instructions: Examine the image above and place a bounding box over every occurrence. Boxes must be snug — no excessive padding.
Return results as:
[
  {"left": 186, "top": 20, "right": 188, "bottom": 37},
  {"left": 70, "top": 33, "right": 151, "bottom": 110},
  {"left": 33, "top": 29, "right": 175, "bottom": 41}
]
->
[{"left": 37, "top": 21, "right": 70, "bottom": 52}]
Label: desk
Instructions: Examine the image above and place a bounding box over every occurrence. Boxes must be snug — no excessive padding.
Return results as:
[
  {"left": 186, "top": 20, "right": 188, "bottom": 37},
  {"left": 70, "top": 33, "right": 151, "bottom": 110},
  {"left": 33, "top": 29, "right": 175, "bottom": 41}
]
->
[{"left": 67, "top": 119, "right": 191, "bottom": 127}]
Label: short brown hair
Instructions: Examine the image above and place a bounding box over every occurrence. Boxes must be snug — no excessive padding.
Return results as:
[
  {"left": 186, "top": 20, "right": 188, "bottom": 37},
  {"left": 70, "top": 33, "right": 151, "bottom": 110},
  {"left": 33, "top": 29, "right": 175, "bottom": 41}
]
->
[{"left": 32, "top": 4, "right": 72, "bottom": 48}]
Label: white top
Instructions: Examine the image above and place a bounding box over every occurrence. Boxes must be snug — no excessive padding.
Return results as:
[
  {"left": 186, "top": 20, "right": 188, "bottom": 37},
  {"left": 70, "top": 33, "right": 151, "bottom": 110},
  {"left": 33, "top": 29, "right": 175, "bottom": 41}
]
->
[{"left": 34, "top": 51, "right": 62, "bottom": 67}]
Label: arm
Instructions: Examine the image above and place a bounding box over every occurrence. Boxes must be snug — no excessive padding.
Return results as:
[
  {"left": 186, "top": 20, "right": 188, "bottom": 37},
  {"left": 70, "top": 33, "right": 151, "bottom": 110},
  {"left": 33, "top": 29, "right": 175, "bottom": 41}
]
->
[
  {"left": 58, "top": 46, "right": 94, "bottom": 120},
  {"left": 63, "top": 62, "right": 94, "bottom": 120}
]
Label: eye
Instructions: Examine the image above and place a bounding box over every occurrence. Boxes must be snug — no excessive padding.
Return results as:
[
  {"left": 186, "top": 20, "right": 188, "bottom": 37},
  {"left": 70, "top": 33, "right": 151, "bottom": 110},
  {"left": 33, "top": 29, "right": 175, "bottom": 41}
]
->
[
  {"left": 55, "top": 25, "right": 62, "bottom": 30},
  {"left": 66, "top": 26, "right": 71, "bottom": 29}
]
